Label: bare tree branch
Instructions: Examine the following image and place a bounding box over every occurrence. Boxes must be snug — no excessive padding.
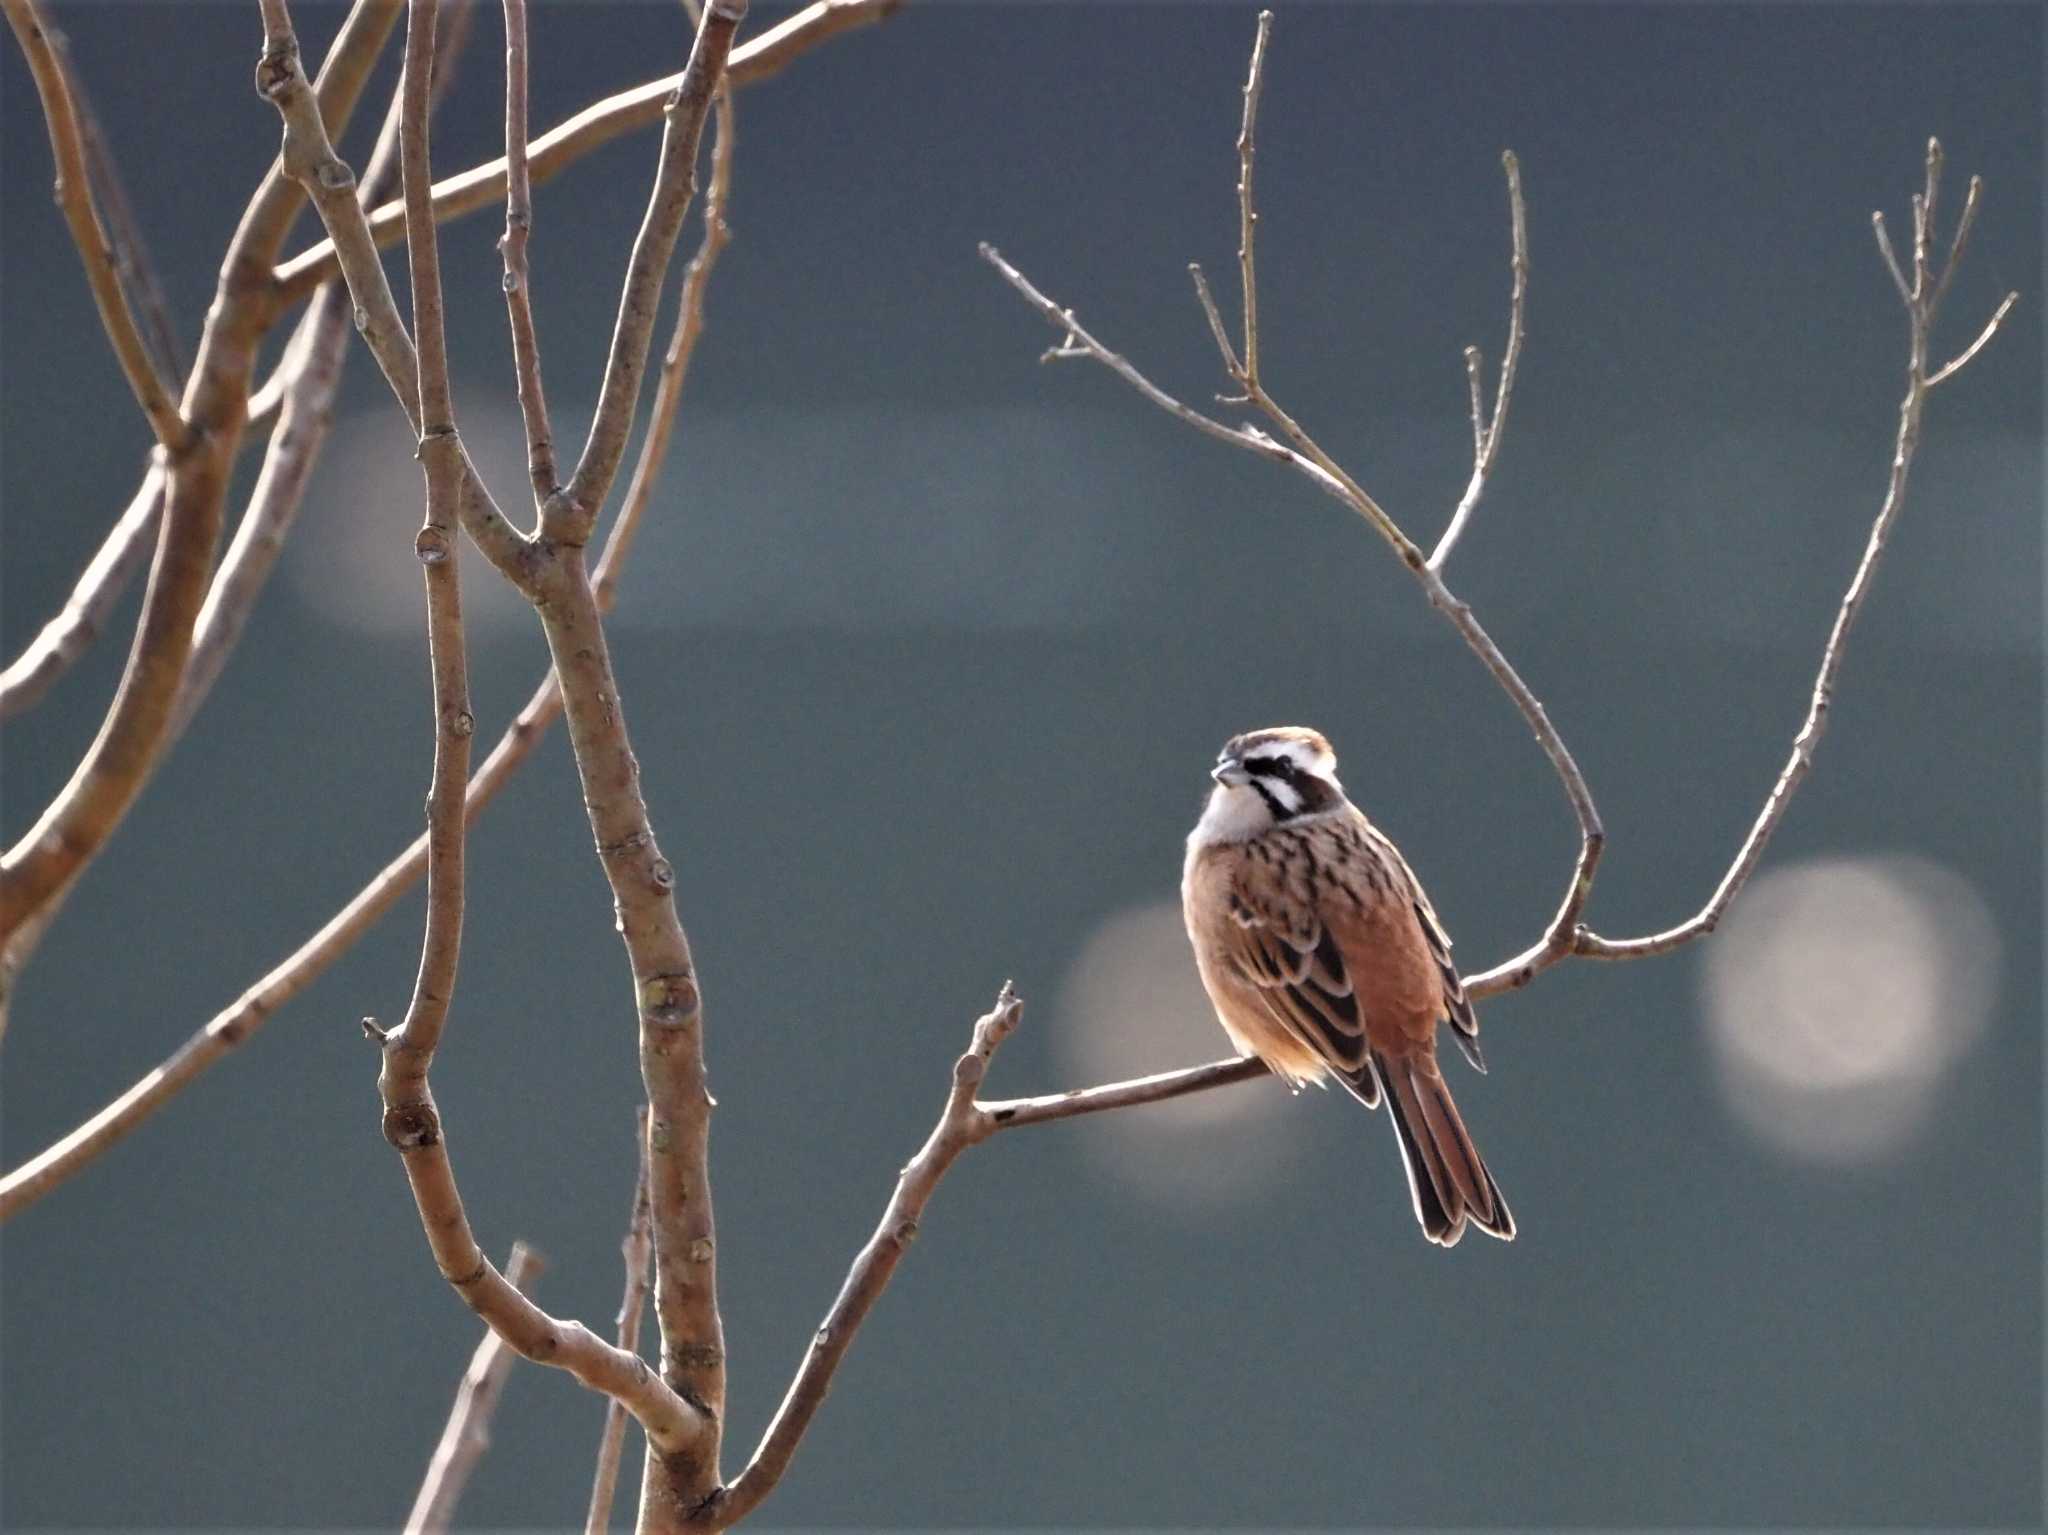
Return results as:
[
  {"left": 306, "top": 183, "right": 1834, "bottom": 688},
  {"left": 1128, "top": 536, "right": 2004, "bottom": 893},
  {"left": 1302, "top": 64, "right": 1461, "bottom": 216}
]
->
[
  {"left": 49, "top": 25, "right": 183, "bottom": 383},
  {"left": 546, "top": 0, "right": 740, "bottom": 543},
  {"left": 719, "top": 985, "right": 1024, "bottom": 1526},
  {"left": 585, "top": 1114, "right": 655, "bottom": 1535},
  {"left": 271, "top": 0, "right": 897, "bottom": 306},
  {"left": 1430, "top": 149, "right": 1527, "bottom": 572},
  {"left": 0, "top": 0, "right": 402, "bottom": 947},
  {"left": 982, "top": 1053, "right": 1271, "bottom": 1129},
  {"left": 988, "top": 237, "right": 1605, "bottom": 1000},
  {"left": 404, "top": 1241, "right": 546, "bottom": 1535},
  {"left": 0, "top": 56, "right": 739, "bottom": 1224},
  {"left": 499, "top": 0, "right": 557, "bottom": 501},
  {"left": 257, "top": 1, "right": 536, "bottom": 589},
  {"left": 979, "top": 47, "right": 2014, "bottom": 1100},
  {"left": 349, "top": 0, "right": 713, "bottom": 1465},
  {"left": 1, "top": 0, "right": 187, "bottom": 448},
  {"left": 0, "top": 467, "right": 163, "bottom": 721},
  {"left": 1514, "top": 145, "right": 2018, "bottom": 979},
  {"left": 171, "top": 36, "right": 439, "bottom": 741},
  {"left": 1232, "top": 9, "right": 1270, "bottom": 387}
]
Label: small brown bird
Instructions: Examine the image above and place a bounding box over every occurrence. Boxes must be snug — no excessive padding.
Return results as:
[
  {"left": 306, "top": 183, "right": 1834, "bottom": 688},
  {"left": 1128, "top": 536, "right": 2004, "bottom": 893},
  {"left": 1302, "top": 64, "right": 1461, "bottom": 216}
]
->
[{"left": 1181, "top": 726, "right": 1513, "bottom": 1246}]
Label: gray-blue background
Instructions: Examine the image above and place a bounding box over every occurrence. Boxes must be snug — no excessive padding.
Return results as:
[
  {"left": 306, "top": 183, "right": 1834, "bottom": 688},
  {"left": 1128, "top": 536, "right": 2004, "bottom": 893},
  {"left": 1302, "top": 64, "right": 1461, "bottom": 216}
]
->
[{"left": 3, "top": 2, "right": 2041, "bottom": 1528}]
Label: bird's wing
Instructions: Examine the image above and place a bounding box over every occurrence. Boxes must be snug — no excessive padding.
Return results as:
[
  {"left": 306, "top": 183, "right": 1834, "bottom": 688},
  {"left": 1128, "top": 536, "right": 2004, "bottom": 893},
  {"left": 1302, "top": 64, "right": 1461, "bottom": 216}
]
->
[
  {"left": 1371, "top": 829, "right": 1486, "bottom": 1072},
  {"left": 1217, "top": 864, "right": 1375, "bottom": 1081}
]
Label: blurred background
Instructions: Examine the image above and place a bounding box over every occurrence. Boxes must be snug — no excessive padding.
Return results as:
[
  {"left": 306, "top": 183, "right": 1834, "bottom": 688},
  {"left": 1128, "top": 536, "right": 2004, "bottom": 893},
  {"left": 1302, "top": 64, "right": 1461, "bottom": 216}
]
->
[{"left": 2, "top": 1, "right": 2040, "bottom": 1528}]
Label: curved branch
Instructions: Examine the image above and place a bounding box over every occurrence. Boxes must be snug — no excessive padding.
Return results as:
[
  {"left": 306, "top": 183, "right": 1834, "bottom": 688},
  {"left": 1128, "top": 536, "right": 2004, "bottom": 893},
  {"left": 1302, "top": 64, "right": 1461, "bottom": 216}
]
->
[{"left": 0, "top": 467, "right": 163, "bottom": 720}]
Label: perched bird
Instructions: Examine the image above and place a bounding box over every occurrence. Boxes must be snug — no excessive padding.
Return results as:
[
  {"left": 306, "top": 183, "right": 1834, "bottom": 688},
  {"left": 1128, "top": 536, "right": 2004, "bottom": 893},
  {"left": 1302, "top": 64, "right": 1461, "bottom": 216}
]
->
[{"left": 1181, "top": 726, "right": 1513, "bottom": 1246}]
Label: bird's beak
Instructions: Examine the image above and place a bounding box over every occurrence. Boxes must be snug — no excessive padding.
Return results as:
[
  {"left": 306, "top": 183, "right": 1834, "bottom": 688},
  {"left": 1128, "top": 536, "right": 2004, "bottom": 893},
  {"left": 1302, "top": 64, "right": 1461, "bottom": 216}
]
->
[{"left": 1212, "top": 757, "right": 1249, "bottom": 787}]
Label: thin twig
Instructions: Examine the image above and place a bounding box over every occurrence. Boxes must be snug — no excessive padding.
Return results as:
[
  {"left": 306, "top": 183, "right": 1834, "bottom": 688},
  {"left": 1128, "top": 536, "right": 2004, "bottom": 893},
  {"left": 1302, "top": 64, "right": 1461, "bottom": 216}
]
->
[
  {"left": 548, "top": 0, "right": 743, "bottom": 543},
  {"left": 1429, "top": 149, "right": 1527, "bottom": 572},
  {"left": 1925, "top": 289, "right": 2017, "bottom": 388},
  {"left": 0, "top": 468, "right": 163, "bottom": 720},
  {"left": 1234, "top": 9, "right": 1271, "bottom": 385},
  {"left": 273, "top": 0, "right": 901, "bottom": 305},
  {"left": 720, "top": 985, "right": 1025, "bottom": 1526},
  {"left": 584, "top": 1114, "right": 654, "bottom": 1535},
  {"left": 1, "top": 0, "right": 186, "bottom": 448},
  {"left": 499, "top": 0, "right": 556, "bottom": 501},
  {"left": 403, "top": 1241, "right": 545, "bottom": 1535},
  {"left": 1495, "top": 144, "right": 2017, "bottom": 981},
  {"left": 605, "top": 70, "right": 735, "bottom": 571},
  {"left": 981, "top": 246, "right": 1354, "bottom": 502},
  {"left": 49, "top": 27, "right": 183, "bottom": 381}
]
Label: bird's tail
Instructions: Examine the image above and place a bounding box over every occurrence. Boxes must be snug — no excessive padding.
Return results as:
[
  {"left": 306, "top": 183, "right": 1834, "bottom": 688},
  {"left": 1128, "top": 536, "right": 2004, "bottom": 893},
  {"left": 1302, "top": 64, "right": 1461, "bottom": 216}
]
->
[{"left": 1371, "top": 1050, "right": 1515, "bottom": 1247}]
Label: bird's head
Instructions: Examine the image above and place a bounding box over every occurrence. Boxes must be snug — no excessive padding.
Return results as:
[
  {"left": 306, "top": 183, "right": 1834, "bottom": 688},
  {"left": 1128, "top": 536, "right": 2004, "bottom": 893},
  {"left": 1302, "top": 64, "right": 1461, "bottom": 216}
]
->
[{"left": 1199, "top": 725, "right": 1345, "bottom": 837}]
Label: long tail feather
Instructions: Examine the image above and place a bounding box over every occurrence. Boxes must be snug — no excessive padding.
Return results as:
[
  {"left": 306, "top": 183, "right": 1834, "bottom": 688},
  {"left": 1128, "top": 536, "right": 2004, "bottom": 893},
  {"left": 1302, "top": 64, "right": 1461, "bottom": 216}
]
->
[{"left": 1370, "top": 1050, "right": 1515, "bottom": 1247}]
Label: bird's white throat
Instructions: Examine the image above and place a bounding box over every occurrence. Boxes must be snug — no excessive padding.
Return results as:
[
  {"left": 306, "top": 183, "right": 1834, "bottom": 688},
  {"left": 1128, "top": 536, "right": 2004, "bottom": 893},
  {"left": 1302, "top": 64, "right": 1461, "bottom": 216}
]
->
[{"left": 1189, "top": 782, "right": 1279, "bottom": 846}]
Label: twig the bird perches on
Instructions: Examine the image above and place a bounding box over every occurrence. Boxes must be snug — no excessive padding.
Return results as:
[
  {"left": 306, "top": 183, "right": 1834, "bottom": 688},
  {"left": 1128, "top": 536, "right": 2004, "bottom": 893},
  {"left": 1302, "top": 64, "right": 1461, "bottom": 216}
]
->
[
  {"left": 979, "top": 22, "right": 2015, "bottom": 1104},
  {"left": 404, "top": 1242, "right": 545, "bottom": 1535},
  {"left": 585, "top": 1115, "right": 656, "bottom": 1535}
]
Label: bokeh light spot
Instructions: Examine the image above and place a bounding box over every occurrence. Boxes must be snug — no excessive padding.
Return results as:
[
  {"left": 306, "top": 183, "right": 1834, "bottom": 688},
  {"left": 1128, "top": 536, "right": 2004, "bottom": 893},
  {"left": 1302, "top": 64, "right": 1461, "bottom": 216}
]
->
[
  {"left": 1053, "top": 899, "right": 1307, "bottom": 1208},
  {"left": 1700, "top": 853, "right": 1999, "bottom": 1164}
]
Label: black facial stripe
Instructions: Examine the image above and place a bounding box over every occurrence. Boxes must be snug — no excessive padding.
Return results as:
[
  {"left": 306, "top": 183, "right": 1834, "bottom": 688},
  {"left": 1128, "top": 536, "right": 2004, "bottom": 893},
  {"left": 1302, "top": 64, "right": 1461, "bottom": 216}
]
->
[
  {"left": 1245, "top": 754, "right": 1296, "bottom": 780},
  {"left": 1249, "top": 781, "right": 1290, "bottom": 821}
]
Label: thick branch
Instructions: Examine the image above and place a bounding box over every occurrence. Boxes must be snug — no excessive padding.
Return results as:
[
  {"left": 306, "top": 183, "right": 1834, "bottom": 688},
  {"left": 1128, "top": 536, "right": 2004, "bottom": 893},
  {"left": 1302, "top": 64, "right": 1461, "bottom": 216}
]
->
[
  {"left": 719, "top": 985, "right": 1024, "bottom": 1526},
  {"left": 403, "top": 1241, "right": 545, "bottom": 1535},
  {"left": 271, "top": 0, "right": 900, "bottom": 305}
]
